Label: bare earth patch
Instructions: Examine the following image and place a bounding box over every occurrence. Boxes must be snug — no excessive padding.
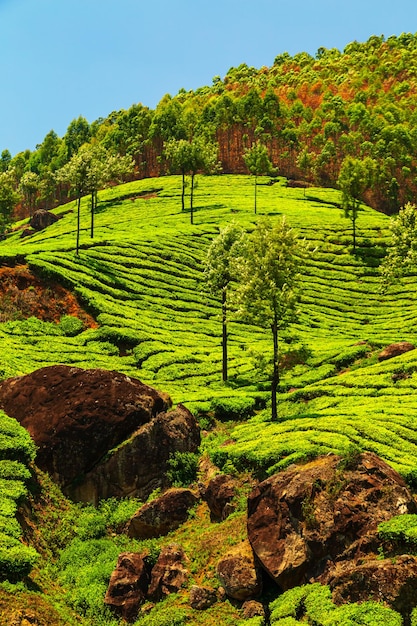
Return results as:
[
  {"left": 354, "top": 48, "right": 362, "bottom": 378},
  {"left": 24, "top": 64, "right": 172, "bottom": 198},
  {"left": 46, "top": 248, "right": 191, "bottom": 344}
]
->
[{"left": 0, "top": 264, "right": 97, "bottom": 326}]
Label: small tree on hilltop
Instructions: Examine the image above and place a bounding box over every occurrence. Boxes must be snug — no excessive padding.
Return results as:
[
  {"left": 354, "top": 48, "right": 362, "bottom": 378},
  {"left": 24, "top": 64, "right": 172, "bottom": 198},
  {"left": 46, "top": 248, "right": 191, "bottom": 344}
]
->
[
  {"left": 234, "top": 217, "right": 308, "bottom": 420},
  {"left": 164, "top": 139, "right": 193, "bottom": 212},
  {"left": 165, "top": 136, "right": 220, "bottom": 223},
  {"left": 204, "top": 223, "right": 245, "bottom": 382},
  {"left": 243, "top": 141, "right": 275, "bottom": 214}
]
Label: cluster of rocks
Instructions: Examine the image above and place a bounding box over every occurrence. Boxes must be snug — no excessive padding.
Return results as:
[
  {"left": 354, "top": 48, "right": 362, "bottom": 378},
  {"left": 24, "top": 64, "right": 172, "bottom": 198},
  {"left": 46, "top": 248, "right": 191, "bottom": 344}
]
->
[
  {"left": 105, "top": 476, "right": 264, "bottom": 621},
  {"left": 2, "top": 364, "right": 417, "bottom": 622},
  {"left": 102, "top": 450, "right": 417, "bottom": 622}
]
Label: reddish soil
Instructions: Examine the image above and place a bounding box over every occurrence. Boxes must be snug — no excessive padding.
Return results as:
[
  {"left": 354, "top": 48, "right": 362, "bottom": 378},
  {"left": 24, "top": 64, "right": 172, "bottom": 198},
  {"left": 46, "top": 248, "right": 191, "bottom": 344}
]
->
[{"left": 0, "top": 264, "right": 97, "bottom": 327}]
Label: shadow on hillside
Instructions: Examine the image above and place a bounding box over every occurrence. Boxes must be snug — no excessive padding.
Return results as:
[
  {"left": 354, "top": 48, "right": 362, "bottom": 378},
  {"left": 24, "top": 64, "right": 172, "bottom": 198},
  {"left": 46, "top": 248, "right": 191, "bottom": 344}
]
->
[
  {"left": 354, "top": 238, "right": 385, "bottom": 268},
  {"left": 97, "top": 188, "right": 163, "bottom": 212},
  {"left": 305, "top": 195, "right": 343, "bottom": 209},
  {"left": 183, "top": 203, "right": 225, "bottom": 214}
]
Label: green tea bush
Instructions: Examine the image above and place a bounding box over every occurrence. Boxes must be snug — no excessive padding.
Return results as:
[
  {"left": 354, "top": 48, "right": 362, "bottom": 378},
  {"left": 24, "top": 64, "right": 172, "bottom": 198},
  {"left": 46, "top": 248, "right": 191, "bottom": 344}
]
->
[
  {"left": 0, "top": 534, "right": 39, "bottom": 581},
  {"left": 167, "top": 451, "right": 200, "bottom": 487},
  {"left": 134, "top": 598, "right": 187, "bottom": 626},
  {"left": 378, "top": 514, "right": 417, "bottom": 550},
  {"left": 269, "top": 583, "right": 402, "bottom": 625},
  {"left": 210, "top": 395, "right": 256, "bottom": 421},
  {"left": 59, "top": 315, "right": 84, "bottom": 336}
]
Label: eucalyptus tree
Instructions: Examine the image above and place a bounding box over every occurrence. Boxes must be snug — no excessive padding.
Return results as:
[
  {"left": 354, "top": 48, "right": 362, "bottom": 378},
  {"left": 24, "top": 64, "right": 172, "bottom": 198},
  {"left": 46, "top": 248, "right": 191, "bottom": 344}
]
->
[
  {"left": 19, "top": 171, "right": 40, "bottom": 215},
  {"left": 0, "top": 169, "right": 20, "bottom": 235},
  {"left": 380, "top": 202, "right": 417, "bottom": 288},
  {"left": 243, "top": 141, "right": 274, "bottom": 213},
  {"left": 204, "top": 223, "right": 244, "bottom": 382},
  {"left": 234, "top": 217, "right": 308, "bottom": 420},
  {"left": 338, "top": 156, "right": 374, "bottom": 253},
  {"left": 58, "top": 145, "right": 133, "bottom": 251},
  {"left": 164, "top": 136, "right": 220, "bottom": 223}
]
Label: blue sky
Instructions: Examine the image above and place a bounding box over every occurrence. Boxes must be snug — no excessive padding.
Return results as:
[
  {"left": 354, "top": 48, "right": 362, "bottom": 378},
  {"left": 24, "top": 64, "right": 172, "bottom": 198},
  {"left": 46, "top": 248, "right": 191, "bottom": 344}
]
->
[{"left": 1, "top": 0, "right": 417, "bottom": 156}]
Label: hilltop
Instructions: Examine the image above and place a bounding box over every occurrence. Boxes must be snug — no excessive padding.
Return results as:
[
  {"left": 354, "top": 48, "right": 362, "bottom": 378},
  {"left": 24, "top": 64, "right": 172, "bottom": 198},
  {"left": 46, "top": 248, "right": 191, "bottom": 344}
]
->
[{"left": 2, "top": 33, "right": 417, "bottom": 230}]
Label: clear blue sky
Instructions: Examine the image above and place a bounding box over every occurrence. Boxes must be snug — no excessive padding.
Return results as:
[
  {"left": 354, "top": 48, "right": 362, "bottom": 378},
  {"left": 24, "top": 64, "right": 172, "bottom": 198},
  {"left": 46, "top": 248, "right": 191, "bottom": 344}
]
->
[{"left": 1, "top": 0, "right": 417, "bottom": 156}]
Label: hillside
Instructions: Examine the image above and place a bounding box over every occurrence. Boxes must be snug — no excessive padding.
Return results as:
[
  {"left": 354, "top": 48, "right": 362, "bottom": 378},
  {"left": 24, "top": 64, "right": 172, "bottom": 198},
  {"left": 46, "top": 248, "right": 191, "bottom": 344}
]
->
[
  {"left": 3, "top": 33, "right": 417, "bottom": 231},
  {"left": 1, "top": 174, "right": 417, "bottom": 624}
]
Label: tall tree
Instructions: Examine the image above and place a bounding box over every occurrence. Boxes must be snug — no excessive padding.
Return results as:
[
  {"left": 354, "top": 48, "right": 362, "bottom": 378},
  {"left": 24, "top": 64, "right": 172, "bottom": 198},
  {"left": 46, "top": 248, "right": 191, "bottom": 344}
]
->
[
  {"left": 380, "top": 202, "right": 417, "bottom": 288},
  {"left": 165, "top": 137, "right": 220, "bottom": 223},
  {"left": 188, "top": 137, "right": 220, "bottom": 223},
  {"left": 204, "top": 223, "right": 244, "bottom": 382},
  {"left": 243, "top": 141, "right": 274, "bottom": 213},
  {"left": 58, "top": 145, "right": 133, "bottom": 249},
  {"left": 19, "top": 171, "right": 39, "bottom": 216},
  {"left": 0, "top": 169, "right": 20, "bottom": 235},
  {"left": 164, "top": 139, "right": 193, "bottom": 212},
  {"left": 337, "top": 156, "right": 374, "bottom": 253},
  {"left": 234, "top": 218, "right": 307, "bottom": 420}
]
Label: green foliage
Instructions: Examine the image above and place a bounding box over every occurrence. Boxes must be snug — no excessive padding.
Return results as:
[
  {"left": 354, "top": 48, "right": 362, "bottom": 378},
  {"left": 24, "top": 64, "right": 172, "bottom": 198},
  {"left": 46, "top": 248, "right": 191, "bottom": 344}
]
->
[
  {"left": 59, "top": 315, "right": 84, "bottom": 336},
  {"left": 269, "top": 583, "right": 402, "bottom": 625},
  {"left": 210, "top": 395, "right": 256, "bottom": 421},
  {"left": 136, "top": 597, "right": 187, "bottom": 625},
  {"left": 167, "top": 451, "right": 200, "bottom": 487},
  {"left": 0, "top": 538, "right": 39, "bottom": 581},
  {"left": 378, "top": 514, "right": 417, "bottom": 549}
]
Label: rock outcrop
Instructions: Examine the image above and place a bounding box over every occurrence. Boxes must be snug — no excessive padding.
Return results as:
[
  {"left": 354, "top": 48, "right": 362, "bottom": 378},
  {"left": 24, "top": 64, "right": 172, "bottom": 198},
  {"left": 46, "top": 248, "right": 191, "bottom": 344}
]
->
[
  {"left": 29, "top": 209, "right": 59, "bottom": 231},
  {"left": 104, "top": 552, "right": 150, "bottom": 621},
  {"left": 127, "top": 488, "right": 199, "bottom": 539},
  {"left": 0, "top": 365, "right": 169, "bottom": 486},
  {"left": 0, "top": 366, "right": 200, "bottom": 503},
  {"left": 189, "top": 585, "right": 218, "bottom": 610},
  {"left": 199, "top": 474, "right": 237, "bottom": 521},
  {"left": 326, "top": 555, "right": 417, "bottom": 620},
  {"left": 70, "top": 403, "right": 200, "bottom": 503},
  {"left": 216, "top": 548, "right": 263, "bottom": 601},
  {"left": 378, "top": 341, "right": 415, "bottom": 361},
  {"left": 147, "top": 544, "right": 189, "bottom": 601},
  {"left": 247, "top": 452, "right": 417, "bottom": 591}
]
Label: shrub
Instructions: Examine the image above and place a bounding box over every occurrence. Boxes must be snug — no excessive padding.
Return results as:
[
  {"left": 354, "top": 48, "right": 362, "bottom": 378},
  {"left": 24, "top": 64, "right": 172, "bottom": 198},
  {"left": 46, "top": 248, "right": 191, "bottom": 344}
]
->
[
  {"left": 167, "top": 451, "right": 199, "bottom": 487},
  {"left": 210, "top": 395, "right": 256, "bottom": 421},
  {"left": 59, "top": 315, "right": 84, "bottom": 336},
  {"left": 0, "top": 536, "right": 39, "bottom": 581}
]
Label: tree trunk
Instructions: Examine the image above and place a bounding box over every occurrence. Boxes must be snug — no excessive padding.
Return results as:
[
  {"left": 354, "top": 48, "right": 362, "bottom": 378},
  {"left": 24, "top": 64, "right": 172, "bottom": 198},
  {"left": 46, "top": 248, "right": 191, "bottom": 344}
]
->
[
  {"left": 271, "top": 314, "right": 279, "bottom": 421},
  {"left": 90, "top": 191, "right": 95, "bottom": 238},
  {"left": 181, "top": 170, "right": 185, "bottom": 212},
  {"left": 222, "top": 287, "right": 227, "bottom": 382},
  {"left": 76, "top": 195, "right": 81, "bottom": 256},
  {"left": 254, "top": 175, "right": 257, "bottom": 214},
  {"left": 352, "top": 215, "right": 356, "bottom": 254},
  {"left": 190, "top": 173, "right": 195, "bottom": 224}
]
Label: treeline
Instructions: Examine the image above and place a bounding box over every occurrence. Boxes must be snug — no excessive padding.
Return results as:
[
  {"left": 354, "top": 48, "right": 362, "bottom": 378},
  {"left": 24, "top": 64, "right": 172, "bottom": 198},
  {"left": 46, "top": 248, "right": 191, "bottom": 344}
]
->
[{"left": 2, "top": 32, "right": 417, "bottom": 224}]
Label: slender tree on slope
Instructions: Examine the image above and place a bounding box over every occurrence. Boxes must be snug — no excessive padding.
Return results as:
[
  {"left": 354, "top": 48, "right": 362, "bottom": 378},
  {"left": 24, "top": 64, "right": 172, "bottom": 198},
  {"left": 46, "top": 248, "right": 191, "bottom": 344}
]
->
[
  {"left": 243, "top": 141, "right": 274, "bottom": 214},
  {"left": 234, "top": 217, "right": 308, "bottom": 420},
  {"left": 204, "top": 223, "right": 245, "bottom": 382}
]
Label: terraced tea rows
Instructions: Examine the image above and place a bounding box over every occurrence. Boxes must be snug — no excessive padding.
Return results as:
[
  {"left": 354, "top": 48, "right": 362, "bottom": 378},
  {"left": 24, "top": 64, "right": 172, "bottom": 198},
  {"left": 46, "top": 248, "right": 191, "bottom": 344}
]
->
[{"left": 1, "top": 174, "right": 417, "bottom": 477}]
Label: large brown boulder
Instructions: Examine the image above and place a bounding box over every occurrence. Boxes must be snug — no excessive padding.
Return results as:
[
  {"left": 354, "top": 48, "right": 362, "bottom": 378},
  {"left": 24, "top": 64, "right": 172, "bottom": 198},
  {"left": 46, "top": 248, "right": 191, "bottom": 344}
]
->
[
  {"left": 247, "top": 452, "right": 417, "bottom": 591},
  {"left": 326, "top": 555, "right": 417, "bottom": 622},
  {"left": 104, "top": 552, "right": 149, "bottom": 622},
  {"left": 29, "top": 209, "right": 59, "bottom": 231},
  {"left": 69, "top": 403, "right": 200, "bottom": 503},
  {"left": 147, "top": 544, "right": 189, "bottom": 601},
  {"left": 127, "top": 488, "right": 199, "bottom": 539},
  {"left": 200, "top": 474, "right": 237, "bottom": 521},
  {"left": 378, "top": 341, "right": 415, "bottom": 361},
  {"left": 216, "top": 547, "right": 263, "bottom": 601},
  {"left": 0, "top": 365, "right": 169, "bottom": 491}
]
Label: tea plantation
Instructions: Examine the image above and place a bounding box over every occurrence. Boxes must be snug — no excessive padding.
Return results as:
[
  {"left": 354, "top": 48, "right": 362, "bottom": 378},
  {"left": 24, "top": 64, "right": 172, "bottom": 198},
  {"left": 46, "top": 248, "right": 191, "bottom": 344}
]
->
[{"left": 2, "top": 174, "right": 417, "bottom": 482}]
